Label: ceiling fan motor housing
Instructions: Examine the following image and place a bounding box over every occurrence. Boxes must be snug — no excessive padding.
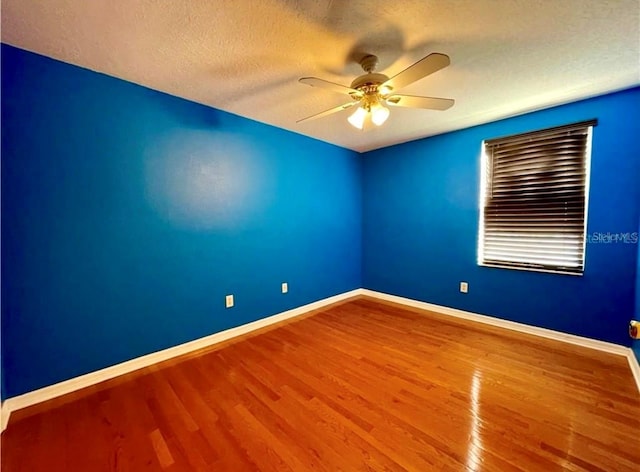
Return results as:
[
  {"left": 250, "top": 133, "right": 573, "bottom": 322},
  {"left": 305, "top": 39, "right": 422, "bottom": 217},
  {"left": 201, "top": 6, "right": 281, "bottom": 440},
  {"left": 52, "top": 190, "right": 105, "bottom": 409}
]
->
[{"left": 350, "top": 73, "right": 390, "bottom": 92}]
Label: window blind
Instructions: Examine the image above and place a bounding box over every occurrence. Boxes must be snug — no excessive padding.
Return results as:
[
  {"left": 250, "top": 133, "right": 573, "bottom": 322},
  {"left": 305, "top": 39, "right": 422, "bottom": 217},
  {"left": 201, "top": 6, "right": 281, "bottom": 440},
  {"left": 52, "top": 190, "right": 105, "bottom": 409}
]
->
[{"left": 479, "top": 120, "right": 596, "bottom": 274}]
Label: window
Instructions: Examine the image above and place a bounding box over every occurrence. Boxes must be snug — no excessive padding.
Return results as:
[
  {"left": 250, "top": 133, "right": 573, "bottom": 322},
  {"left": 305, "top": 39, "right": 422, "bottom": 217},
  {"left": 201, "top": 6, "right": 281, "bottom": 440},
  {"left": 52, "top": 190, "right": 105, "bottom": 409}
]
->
[{"left": 478, "top": 120, "right": 596, "bottom": 275}]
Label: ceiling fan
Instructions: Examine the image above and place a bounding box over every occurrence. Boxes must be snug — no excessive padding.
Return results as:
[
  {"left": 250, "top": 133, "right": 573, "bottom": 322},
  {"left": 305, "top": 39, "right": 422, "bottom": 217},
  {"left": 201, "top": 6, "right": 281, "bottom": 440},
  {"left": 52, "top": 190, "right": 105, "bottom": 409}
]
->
[{"left": 297, "top": 53, "right": 454, "bottom": 129}]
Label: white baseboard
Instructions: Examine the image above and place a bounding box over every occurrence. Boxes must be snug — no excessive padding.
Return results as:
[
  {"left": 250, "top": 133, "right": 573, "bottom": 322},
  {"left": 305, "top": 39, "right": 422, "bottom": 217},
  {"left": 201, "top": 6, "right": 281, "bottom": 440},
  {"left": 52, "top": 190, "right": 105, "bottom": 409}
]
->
[
  {"left": 1, "top": 289, "right": 361, "bottom": 424},
  {"left": 627, "top": 349, "right": 640, "bottom": 394},
  {"left": 2, "top": 287, "right": 637, "bottom": 432},
  {"left": 1, "top": 402, "right": 9, "bottom": 433},
  {"left": 360, "top": 289, "right": 630, "bottom": 356}
]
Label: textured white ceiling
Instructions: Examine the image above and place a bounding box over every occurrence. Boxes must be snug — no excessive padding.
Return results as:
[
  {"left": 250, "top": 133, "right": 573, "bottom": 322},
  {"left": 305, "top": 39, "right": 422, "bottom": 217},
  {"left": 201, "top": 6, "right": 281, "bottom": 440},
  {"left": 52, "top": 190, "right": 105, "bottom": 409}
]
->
[{"left": 2, "top": 0, "right": 639, "bottom": 152}]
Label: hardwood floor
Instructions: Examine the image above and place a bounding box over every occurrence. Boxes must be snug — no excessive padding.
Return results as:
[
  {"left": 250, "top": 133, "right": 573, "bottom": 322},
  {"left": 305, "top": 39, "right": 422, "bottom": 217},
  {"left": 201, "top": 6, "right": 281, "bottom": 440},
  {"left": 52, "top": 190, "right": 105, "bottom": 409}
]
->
[{"left": 2, "top": 296, "right": 639, "bottom": 471}]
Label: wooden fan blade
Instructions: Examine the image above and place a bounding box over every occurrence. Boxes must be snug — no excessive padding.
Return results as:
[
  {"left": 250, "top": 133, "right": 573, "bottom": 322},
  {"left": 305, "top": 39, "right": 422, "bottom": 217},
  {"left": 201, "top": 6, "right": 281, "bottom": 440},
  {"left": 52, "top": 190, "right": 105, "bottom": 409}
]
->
[
  {"left": 299, "top": 77, "right": 362, "bottom": 97},
  {"left": 297, "top": 101, "right": 358, "bottom": 123},
  {"left": 382, "top": 53, "right": 450, "bottom": 91},
  {"left": 386, "top": 94, "right": 454, "bottom": 110}
]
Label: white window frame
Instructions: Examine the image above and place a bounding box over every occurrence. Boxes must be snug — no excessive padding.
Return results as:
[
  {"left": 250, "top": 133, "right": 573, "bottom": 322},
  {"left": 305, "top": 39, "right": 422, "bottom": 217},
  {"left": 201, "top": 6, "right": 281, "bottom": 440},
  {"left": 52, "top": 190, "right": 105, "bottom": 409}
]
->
[{"left": 477, "top": 120, "right": 596, "bottom": 275}]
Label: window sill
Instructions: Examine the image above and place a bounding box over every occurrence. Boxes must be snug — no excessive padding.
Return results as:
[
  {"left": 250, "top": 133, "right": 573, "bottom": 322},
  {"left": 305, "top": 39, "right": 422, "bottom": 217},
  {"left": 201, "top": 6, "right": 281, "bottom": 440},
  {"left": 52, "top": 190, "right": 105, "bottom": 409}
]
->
[{"left": 478, "top": 262, "right": 584, "bottom": 276}]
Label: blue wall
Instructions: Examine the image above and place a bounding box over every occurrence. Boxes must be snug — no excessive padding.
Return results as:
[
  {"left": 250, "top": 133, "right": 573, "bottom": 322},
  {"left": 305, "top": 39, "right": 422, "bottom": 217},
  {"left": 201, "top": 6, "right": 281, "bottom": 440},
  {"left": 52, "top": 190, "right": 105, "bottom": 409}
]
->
[
  {"left": 1, "top": 45, "right": 362, "bottom": 398},
  {"left": 363, "top": 88, "right": 640, "bottom": 346}
]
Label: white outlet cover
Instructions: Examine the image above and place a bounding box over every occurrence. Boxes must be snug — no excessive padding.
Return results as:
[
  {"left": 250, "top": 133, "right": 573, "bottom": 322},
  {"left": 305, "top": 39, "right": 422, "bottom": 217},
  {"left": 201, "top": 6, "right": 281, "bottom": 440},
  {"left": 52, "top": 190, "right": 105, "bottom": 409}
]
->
[
  {"left": 282, "top": 282, "right": 288, "bottom": 294},
  {"left": 225, "top": 294, "right": 234, "bottom": 308},
  {"left": 460, "top": 282, "right": 469, "bottom": 293}
]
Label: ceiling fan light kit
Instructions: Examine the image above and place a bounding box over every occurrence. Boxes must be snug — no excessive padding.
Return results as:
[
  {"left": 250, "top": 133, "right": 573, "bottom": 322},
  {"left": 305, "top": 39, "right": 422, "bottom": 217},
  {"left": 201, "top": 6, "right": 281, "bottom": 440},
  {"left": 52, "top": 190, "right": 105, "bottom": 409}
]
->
[
  {"left": 348, "top": 94, "right": 390, "bottom": 130},
  {"left": 298, "top": 53, "right": 455, "bottom": 130}
]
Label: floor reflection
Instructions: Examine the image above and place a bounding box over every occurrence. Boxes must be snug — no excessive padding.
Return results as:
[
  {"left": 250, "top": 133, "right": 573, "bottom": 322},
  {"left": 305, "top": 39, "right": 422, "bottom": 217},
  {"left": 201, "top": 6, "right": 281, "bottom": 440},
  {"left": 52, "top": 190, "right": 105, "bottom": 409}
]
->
[{"left": 466, "top": 369, "right": 484, "bottom": 471}]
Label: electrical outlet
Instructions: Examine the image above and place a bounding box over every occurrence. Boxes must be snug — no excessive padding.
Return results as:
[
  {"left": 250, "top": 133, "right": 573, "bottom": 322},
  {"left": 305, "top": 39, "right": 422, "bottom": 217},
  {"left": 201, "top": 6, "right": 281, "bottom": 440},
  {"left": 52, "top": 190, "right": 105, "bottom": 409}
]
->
[
  {"left": 225, "top": 294, "right": 234, "bottom": 308},
  {"left": 282, "top": 282, "right": 288, "bottom": 294},
  {"left": 460, "top": 282, "right": 468, "bottom": 293}
]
